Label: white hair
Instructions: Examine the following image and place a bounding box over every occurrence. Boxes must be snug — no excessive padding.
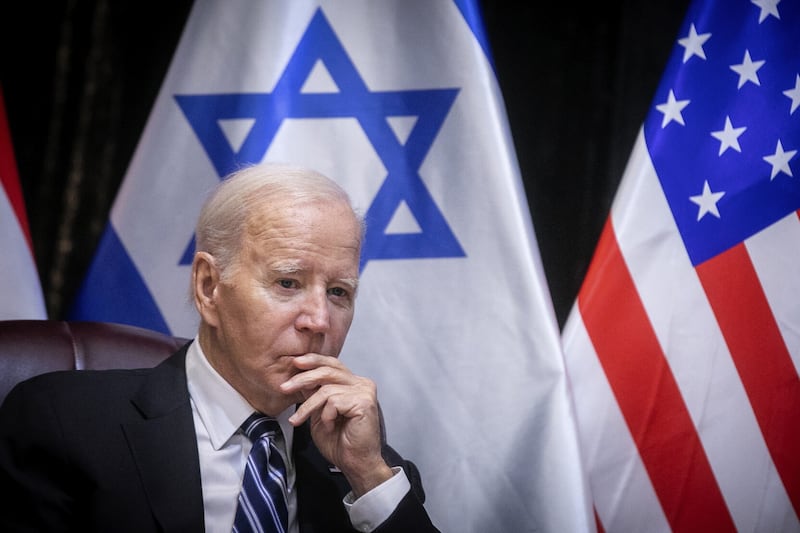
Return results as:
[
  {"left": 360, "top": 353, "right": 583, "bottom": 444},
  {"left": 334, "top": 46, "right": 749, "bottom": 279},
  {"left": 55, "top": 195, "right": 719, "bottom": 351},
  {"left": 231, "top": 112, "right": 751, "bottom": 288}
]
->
[{"left": 194, "top": 162, "right": 364, "bottom": 279}]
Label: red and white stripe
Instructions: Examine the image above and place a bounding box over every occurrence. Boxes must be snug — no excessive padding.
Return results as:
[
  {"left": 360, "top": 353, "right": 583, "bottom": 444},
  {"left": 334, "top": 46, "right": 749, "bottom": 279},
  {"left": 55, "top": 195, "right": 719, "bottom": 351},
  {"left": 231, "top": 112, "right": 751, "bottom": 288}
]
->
[
  {"left": 0, "top": 85, "right": 46, "bottom": 320},
  {"left": 562, "top": 130, "right": 800, "bottom": 532}
]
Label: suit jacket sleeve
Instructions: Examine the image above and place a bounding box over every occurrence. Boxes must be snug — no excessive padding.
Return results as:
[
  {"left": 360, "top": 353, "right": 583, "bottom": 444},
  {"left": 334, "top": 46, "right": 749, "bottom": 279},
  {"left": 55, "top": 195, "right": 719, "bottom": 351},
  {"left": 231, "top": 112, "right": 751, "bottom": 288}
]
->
[
  {"left": 293, "top": 423, "right": 440, "bottom": 533},
  {"left": 0, "top": 349, "right": 205, "bottom": 533},
  {"left": 0, "top": 374, "right": 76, "bottom": 532}
]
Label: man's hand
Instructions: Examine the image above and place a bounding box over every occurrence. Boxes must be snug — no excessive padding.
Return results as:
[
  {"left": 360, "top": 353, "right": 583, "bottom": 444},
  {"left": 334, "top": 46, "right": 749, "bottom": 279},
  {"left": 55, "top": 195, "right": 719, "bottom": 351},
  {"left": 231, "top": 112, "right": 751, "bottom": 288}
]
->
[{"left": 281, "top": 353, "right": 394, "bottom": 497}]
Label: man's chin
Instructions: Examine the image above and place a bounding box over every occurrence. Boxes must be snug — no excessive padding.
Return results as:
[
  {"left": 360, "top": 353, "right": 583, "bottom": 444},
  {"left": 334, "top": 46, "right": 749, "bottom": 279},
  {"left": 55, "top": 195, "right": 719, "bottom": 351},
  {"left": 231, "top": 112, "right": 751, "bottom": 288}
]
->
[
  {"left": 287, "top": 390, "right": 308, "bottom": 405},
  {"left": 272, "top": 385, "right": 305, "bottom": 408}
]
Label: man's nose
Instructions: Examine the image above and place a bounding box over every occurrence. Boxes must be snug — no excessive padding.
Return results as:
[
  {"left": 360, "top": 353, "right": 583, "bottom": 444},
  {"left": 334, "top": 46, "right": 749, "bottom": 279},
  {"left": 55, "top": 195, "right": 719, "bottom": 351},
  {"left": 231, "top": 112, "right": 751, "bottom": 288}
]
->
[{"left": 296, "top": 288, "right": 330, "bottom": 333}]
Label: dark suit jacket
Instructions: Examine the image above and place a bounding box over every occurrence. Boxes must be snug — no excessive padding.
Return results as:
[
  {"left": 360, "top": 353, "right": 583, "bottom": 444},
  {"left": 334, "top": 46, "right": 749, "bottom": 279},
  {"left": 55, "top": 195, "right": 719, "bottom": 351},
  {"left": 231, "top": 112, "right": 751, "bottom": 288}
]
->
[{"left": 0, "top": 344, "right": 438, "bottom": 532}]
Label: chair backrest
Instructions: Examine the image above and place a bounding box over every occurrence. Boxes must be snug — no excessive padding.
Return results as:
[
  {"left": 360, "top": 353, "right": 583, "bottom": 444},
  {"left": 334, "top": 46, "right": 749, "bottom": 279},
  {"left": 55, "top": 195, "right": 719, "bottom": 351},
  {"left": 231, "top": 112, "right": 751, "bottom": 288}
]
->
[{"left": 0, "top": 320, "right": 189, "bottom": 405}]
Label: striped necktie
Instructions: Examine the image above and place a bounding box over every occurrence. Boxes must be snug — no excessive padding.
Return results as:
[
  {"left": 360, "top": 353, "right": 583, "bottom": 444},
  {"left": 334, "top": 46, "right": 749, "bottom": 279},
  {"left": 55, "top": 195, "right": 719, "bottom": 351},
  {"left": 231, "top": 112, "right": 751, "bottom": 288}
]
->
[{"left": 232, "top": 413, "right": 289, "bottom": 533}]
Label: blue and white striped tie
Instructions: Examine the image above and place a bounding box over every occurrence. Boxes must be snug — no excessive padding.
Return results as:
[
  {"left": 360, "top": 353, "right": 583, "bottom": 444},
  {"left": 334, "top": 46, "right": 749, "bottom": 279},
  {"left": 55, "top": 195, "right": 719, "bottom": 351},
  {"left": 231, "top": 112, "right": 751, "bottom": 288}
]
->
[{"left": 232, "top": 413, "right": 289, "bottom": 533}]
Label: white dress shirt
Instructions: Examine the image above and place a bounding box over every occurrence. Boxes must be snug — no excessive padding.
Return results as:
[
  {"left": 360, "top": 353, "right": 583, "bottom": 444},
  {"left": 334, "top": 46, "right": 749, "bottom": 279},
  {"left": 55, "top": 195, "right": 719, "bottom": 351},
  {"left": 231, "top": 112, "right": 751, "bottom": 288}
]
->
[{"left": 185, "top": 339, "right": 410, "bottom": 533}]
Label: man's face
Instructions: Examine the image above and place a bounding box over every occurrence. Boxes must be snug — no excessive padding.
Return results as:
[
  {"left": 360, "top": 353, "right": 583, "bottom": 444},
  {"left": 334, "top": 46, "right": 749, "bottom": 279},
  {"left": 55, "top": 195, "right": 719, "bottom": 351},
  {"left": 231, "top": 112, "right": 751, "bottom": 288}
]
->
[{"left": 200, "top": 196, "right": 361, "bottom": 416}]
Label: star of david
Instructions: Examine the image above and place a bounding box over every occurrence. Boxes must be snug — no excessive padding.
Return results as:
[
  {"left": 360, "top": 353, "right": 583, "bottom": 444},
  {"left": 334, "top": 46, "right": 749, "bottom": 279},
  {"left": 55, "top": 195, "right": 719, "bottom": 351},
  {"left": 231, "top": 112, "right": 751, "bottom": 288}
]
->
[{"left": 175, "top": 8, "right": 465, "bottom": 272}]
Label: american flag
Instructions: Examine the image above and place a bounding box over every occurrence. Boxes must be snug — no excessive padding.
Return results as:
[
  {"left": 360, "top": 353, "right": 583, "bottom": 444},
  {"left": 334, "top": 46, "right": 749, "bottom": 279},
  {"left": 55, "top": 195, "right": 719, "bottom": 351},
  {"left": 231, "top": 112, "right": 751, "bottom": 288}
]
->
[{"left": 562, "top": 0, "right": 799, "bottom": 531}]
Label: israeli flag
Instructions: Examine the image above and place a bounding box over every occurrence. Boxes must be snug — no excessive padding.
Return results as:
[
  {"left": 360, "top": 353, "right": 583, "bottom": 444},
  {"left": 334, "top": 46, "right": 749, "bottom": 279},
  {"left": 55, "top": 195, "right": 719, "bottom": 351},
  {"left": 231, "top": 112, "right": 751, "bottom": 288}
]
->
[{"left": 71, "top": 2, "right": 593, "bottom": 531}]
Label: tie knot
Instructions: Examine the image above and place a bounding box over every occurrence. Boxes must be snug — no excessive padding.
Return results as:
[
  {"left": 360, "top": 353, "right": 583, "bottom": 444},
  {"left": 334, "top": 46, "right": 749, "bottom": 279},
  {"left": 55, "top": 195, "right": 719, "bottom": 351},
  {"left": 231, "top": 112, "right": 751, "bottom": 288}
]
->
[{"left": 241, "top": 413, "right": 281, "bottom": 442}]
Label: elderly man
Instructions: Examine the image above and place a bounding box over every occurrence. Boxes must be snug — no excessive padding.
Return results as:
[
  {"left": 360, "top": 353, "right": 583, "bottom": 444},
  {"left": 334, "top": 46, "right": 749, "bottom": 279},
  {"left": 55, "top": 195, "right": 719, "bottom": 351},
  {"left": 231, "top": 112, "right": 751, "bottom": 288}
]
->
[{"left": 0, "top": 163, "right": 439, "bottom": 533}]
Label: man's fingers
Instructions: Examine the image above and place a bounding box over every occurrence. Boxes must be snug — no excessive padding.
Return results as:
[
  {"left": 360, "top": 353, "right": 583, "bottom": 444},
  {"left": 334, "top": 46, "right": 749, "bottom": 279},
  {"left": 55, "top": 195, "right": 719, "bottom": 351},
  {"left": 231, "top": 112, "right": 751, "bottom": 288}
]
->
[
  {"left": 288, "top": 385, "right": 331, "bottom": 425},
  {"left": 282, "top": 354, "right": 377, "bottom": 427},
  {"left": 288, "top": 381, "right": 375, "bottom": 426},
  {"left": 280, "top": 354, "right": 357, "bottom": 394},
  {"left": 291, "top": 353, "right": 345, "bottom": 371}
]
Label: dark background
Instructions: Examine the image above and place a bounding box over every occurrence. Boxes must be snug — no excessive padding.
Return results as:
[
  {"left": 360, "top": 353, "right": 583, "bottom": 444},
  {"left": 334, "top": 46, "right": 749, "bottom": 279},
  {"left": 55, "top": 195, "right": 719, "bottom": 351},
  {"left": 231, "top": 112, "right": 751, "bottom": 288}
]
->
[{"left": 0, "top": 1, "right": 690, "bottom": 328}]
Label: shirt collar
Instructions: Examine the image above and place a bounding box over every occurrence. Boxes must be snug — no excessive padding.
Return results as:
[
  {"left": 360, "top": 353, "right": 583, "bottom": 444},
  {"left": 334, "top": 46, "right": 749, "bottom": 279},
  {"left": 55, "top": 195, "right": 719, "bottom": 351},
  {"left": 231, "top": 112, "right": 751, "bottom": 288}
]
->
[{"left": 186, "top": 338, "right": 295, "bottom": 452}]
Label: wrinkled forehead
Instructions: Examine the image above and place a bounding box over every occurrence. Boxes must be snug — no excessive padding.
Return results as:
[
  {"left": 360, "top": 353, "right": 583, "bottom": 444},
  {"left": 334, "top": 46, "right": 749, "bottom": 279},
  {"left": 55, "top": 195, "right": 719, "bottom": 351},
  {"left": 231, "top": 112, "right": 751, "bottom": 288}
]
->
[{"left": 245, "top": 196, "right": 362, "bottom": 252}]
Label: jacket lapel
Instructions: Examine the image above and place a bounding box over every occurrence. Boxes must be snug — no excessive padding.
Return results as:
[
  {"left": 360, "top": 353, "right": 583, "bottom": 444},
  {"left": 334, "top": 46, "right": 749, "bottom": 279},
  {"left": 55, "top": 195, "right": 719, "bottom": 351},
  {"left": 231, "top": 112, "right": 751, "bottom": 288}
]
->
[{"left": 123, "top": 346, "right": 205, "bottom": 532}]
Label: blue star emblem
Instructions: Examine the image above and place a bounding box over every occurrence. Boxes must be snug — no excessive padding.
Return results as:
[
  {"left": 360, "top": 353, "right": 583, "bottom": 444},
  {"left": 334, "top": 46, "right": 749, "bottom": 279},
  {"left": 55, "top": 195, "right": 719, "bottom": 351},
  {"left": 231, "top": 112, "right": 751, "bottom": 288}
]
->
[{"left": 175, "top": 8, "right": 465, "bottom": 271}]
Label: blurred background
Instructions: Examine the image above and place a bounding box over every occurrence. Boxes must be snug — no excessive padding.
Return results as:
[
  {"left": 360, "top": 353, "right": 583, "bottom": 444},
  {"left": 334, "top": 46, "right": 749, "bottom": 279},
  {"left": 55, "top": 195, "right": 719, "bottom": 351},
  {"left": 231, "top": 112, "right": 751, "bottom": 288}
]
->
[{"left": 0, "top": 1, "right": 689, "bottom": 328}]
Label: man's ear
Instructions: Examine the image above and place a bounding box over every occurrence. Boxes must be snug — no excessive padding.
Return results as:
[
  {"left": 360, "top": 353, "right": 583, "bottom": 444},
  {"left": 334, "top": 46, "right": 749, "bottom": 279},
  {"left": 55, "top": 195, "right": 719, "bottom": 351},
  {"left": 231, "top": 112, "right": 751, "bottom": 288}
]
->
[{"left": 192, "top": 251, "right": 221, "bottom": 327}]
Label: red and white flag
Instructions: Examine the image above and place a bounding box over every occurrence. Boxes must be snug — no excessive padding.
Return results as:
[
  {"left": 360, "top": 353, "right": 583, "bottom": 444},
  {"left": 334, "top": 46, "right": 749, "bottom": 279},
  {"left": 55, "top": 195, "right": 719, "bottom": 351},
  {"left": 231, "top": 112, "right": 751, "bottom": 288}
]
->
[
  {"left": 562, "top": 1, "right": 799, "bottom": 531},
  {"left": 0, "top": 85, "right": 45, "bottom": 320}
]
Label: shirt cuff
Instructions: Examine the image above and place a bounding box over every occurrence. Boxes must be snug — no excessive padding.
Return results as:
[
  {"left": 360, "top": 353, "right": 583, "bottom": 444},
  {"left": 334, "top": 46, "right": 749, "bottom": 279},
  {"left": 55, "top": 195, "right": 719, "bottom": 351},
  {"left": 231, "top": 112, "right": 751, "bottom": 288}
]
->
[{"left": 343, "top": 466, "right": 410, "bottom": 532}]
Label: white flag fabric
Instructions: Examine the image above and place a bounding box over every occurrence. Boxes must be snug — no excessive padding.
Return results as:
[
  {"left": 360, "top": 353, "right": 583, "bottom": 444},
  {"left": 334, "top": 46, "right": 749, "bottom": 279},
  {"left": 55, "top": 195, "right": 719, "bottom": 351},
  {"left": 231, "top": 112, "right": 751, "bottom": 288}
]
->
[
  {"left": 0, "top": 85, "right": 46, "bottom": 320},
  {"left": 562, "top": 1, "right": 800, "bottom": 531},
  {"left": 70, "top": 1, "right": 593, "bottom": 531}
]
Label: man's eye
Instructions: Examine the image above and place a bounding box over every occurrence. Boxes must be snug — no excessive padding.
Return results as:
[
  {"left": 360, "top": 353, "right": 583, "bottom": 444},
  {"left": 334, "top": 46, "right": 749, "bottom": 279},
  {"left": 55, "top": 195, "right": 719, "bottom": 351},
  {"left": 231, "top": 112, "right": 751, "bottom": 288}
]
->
[
  {"left": 328, "top": 287, "right": 348, "bottom": 298},
  {"left": 278, "top": 279, "right": 296, "bottom": 289}
]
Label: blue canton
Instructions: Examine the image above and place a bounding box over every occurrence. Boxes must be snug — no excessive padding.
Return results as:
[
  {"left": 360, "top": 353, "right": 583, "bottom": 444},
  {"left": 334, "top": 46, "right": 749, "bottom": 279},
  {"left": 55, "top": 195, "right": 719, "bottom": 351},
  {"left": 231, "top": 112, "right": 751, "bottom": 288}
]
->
[
  {"left": 644, "top": 0, "right": 800, "bottom": 266},
  {"left": 174, "top": 8, "right": 464, "bottom": 271}
]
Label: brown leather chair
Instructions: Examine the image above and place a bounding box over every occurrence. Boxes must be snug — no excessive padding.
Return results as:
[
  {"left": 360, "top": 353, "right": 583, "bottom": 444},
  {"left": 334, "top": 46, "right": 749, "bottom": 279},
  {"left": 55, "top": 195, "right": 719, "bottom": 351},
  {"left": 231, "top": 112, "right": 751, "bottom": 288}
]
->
[{"left": 0, "top": 320, "right": 189, "bottom": 406}]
